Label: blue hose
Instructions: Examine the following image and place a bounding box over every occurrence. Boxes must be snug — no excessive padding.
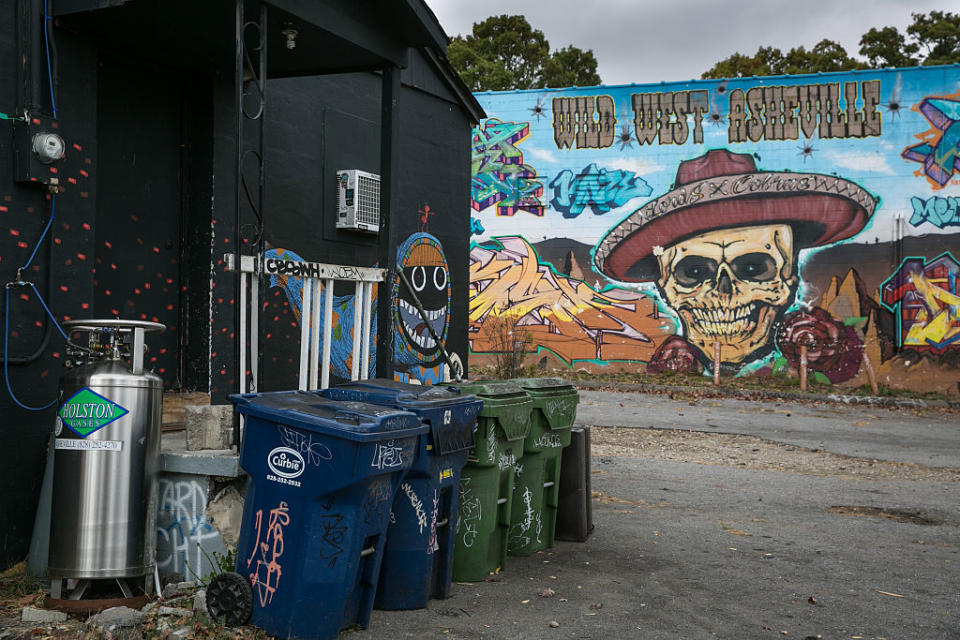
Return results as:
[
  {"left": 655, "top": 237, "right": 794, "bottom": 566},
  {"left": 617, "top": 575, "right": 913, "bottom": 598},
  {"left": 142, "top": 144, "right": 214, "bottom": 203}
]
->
[{"left": 43, "top": 0, "right": 57, "bottom": 118}]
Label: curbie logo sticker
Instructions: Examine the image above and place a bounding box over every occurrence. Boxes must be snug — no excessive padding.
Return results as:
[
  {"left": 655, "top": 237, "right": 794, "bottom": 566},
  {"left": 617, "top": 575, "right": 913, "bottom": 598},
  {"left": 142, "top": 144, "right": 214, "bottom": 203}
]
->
[
  {"left": 58, "top": 387, "right": 129, "bottom": 438},
  {"left": 267, "top": 447, "right": 305, "bottom": 480}
]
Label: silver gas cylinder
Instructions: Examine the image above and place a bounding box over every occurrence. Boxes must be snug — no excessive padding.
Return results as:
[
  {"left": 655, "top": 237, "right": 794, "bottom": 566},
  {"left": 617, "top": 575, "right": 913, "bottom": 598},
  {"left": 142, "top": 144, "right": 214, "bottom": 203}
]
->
[{"left": 48, "top": 320, "right": 165, "bottom": 597}]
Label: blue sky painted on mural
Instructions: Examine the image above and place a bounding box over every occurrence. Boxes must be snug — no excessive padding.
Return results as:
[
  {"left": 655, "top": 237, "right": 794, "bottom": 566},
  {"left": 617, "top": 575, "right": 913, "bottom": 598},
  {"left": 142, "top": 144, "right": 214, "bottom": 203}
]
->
[{"left": 471, "top": 67, "right": 960, "bottom": 253}]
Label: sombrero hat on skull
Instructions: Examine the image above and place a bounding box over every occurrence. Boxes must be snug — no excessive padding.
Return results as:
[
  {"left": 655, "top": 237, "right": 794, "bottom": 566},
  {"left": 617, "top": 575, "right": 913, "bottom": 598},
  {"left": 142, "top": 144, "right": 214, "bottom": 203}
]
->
[{"left": 593, "top": 149, "right": 878, "bottom": 282}]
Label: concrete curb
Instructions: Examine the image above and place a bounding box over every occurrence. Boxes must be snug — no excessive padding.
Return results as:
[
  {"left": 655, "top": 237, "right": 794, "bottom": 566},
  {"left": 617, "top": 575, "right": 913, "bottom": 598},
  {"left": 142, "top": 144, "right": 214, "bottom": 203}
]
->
[{"left": 571, "top": 380, "right": 960, "bottom": 410}]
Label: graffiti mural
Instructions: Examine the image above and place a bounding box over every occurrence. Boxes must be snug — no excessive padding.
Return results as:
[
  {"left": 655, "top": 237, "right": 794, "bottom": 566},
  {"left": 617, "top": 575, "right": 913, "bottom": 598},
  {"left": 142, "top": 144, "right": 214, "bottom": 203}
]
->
[
  {"left": 394, "top": 233, "right": 457, "bottom": 384},
  {"left": 471, "top": 119, "right": 544, "bottom": 217},
  {"left": 470, "top": 66, "right": 960, "bottom": 392},
  {"left": 882, "top": 253, "right": 960, "bottom": 351},
  {"left": 265, "top": 247, "right": 376, "bottom": 380}
]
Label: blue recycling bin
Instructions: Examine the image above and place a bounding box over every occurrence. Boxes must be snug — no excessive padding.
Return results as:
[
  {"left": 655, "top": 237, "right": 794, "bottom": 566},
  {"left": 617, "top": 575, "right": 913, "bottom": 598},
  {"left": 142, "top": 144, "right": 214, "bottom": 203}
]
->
[
  {"left": 231, "top": 391, "right": 427, "bottom": 640},
  {"left": 319, "top": 380, "right": 482, "bottom": 610}
]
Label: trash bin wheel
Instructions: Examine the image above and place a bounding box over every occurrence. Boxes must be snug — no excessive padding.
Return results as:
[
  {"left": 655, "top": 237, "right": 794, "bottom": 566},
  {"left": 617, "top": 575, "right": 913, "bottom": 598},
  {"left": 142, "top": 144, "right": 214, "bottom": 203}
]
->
[{"left": 206, "top": 571, "right": 253, "bottom": 626}]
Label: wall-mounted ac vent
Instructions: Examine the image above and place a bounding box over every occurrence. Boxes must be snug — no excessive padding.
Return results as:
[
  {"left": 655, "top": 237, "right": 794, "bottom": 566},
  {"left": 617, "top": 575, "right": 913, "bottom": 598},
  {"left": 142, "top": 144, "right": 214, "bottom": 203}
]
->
[{"left": 335, "top": 169, "right": 380, "bottom": 233}]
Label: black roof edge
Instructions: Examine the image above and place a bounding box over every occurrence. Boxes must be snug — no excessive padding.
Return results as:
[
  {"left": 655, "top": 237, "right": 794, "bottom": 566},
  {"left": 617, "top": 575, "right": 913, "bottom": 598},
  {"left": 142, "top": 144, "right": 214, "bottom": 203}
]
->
[
  {"left": 420, "top": 46, "right": 486, "bottom": 124},
  {"left": 403, "top": 0, "right": 449, "bottom": 53}
]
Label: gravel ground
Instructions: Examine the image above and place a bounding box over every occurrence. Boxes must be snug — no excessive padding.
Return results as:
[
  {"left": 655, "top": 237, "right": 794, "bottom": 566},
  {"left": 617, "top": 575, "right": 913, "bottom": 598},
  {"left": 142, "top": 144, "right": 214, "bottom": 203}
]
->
[{"left": 591, "top": 426, "right": 960, "bottom": 482}]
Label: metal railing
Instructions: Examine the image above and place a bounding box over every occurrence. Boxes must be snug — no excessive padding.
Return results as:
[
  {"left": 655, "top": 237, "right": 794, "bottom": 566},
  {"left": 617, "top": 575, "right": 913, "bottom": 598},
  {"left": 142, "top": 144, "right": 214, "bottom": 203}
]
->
[{"left": 226, "top": 253, "right": 385, "bottom": 396}]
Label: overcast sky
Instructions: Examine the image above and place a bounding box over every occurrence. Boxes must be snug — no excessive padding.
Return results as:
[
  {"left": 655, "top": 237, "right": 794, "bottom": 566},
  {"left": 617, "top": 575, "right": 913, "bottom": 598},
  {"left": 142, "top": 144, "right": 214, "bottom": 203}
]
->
[{"left": 426, "top": 0, "right": 959, "bottom": 86}]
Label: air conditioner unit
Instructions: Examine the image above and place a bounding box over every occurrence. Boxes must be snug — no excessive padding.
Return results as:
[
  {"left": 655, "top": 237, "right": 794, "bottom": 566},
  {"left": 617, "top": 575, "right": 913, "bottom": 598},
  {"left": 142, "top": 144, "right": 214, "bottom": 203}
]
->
[{"left": 335, "top": 169, "right": 380, "bottom": 233}]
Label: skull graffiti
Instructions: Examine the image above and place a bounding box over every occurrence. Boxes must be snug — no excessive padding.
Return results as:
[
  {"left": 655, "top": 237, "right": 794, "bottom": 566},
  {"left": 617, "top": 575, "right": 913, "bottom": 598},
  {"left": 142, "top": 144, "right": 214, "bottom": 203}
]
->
[{"left": 656, "top": 224, "right": 797, "bottom": 363}]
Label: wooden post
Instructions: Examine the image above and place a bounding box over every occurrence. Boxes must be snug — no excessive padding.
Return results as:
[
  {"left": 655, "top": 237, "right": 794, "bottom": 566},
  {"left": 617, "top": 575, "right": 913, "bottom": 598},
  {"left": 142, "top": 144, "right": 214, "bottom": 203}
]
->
[
  {"left": 713, "top": 341, "right": 721, "bottom": 386},
  {"left": 799, "top": 344, "right": 808, "bottom": 392},
  {"left": 862, "top": 347, "right": 879, "bottom": 395}
]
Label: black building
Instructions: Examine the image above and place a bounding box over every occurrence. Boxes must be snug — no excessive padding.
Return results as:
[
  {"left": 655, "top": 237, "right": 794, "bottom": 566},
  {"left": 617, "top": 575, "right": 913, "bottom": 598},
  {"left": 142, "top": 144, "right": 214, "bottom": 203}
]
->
[{"left": 0, "top": 0, "right": 483, "bottom": 570}]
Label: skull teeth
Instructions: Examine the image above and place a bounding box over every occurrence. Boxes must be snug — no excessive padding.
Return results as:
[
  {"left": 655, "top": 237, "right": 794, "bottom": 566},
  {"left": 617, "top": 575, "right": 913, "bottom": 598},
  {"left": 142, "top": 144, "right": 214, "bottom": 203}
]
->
[{"left": 689, "top": 303, "right": 760, "bottom": 336}]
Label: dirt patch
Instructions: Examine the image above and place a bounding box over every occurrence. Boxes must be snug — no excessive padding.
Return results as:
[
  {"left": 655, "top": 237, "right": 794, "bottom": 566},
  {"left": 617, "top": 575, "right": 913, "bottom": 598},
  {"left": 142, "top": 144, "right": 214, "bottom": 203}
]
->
[
  {"left": 590, "top": 426, "right": 960, "bottom": 482},
  {"left": 827, "top": 505, "right": 945, "bottom": 526}
]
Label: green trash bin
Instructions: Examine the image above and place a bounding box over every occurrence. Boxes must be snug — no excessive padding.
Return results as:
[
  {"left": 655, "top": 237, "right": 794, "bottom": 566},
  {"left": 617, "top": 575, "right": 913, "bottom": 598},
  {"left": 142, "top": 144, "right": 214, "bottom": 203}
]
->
[
  {"left": 448, "top": 382, "right": 531, "bottom": 582},
  {"left": 506, "top": 378, "right": 579, "bottom": 556}
]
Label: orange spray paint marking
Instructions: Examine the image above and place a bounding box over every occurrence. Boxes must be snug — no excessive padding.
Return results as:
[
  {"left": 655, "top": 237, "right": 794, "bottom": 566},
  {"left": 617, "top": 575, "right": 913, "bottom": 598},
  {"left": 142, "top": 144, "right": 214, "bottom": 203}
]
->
[{"left": 247, "top": 501, "right": 291, "bottom": 608}]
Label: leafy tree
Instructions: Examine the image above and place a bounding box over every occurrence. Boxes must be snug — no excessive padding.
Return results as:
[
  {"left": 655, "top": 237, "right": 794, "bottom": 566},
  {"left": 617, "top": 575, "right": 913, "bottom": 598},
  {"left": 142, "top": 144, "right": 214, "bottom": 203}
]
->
[
  {"left": 702, "top": 40, "right": 864, "bottom": 79},
  {"left": 858, "top": 26, "right": 920, "bottom": 68},
  {"left": 541, "top": 46, "right": 601, "bottom": 88},
  {"left": 705, "top": 11, "right": 960, "bottom": 78},
  {"left": 907, "top": 11, "right": 960, "bottom": 66},
  {"left": 447, "top": 15, "right": 601, "bottom": 91}
]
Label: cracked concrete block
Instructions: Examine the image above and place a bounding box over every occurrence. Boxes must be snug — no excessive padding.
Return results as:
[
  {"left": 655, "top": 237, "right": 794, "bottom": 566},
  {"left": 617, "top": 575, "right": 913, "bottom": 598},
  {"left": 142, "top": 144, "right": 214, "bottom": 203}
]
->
[
  {"left": 207, "top": 484, "right": 244, "bottom": 548},
  {"left": 185, "top": 405, "right": 233, "bottom": 451},
  {"left": 21, "top": 607, "right": 67, "bottom": 623},
  {"left": 158, "top": 606, "right": 193, "bottom": 617},
  {"left": 87, "top": 606, "right": 145, "bottom": 630},
  {"left": 192, "top": 589, "right": 206, "bottom": 613}
]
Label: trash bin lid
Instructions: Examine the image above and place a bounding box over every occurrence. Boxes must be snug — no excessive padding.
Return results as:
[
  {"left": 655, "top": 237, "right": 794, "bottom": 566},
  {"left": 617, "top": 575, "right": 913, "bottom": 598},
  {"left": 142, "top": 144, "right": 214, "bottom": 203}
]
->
[
  {"left": 449, "top": 380, "right": 528, "bottom": 400},
  {"left": 231, "top": 391, "right": 425, "bottom": 442},
  {"left": 448, "top": 381, "right": 531, "bottom": 441},
  {"left": 320, "top": 380, "right": 481, "bottom": 454},
  {"left": 510, "top": 378, "right": 578, "bottom": 429},
  {"left": 325, "top": 379, "right": 476, "bottom": 410},
  {"left": 512, "top": 377, "right": 576, "bottom": 391}
]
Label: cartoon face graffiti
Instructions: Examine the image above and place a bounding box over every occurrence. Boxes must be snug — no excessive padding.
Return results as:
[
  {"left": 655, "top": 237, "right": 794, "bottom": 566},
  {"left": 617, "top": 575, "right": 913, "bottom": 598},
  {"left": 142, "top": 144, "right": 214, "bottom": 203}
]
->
[
  {"left": 594, "top": 149, "right": 877, "bottom": 366},
  {"left": 395, "top": 233, "right": 450, "bottom": 364},
  {"left": 656, "top": 224, "right": 797, "bottom": 362}
]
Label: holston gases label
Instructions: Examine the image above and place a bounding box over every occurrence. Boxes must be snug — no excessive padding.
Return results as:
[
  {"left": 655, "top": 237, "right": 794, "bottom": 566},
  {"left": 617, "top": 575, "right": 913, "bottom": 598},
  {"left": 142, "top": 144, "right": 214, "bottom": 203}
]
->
[
  {"left": 58, "top": 387, "right": 129, "bottom": 438},
  {"left": 55, "top": 438, "right": 123, "bottom": 451},
  {"left": 266, "top": 446, "right": 304, "bottom": 488}
]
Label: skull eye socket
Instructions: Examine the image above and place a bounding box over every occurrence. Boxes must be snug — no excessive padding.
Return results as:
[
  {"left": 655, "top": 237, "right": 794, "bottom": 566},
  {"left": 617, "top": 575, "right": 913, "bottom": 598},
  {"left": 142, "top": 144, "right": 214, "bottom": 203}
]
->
[
  {"left": 730, "top": 253, "right": 778, "bottom": 282},
  {"left": 674, "top": 256, "right": 718, "bottom": 287}
]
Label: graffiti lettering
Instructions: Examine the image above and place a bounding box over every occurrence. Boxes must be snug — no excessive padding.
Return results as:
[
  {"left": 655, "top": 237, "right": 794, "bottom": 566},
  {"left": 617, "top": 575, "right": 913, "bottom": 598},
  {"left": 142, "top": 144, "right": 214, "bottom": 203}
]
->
[
  {"left": 156, "top": 479, "right": 223, "bottom": 580},
  {"left": 548, "top": 163, "right": 652, "bottom": 218},
  {"left": 371, "top": 440, "right": 404, "bottom": 470},
  {"left": 902, "top": 96, "right": 960, "bottom": 186},
  {"left": 319, "top": 513, "right": 347, "bottom": 568},
  {"left": 278, "top": 425, "right": 332, "bottom": 466},
  {"left": 551, "top": 95, "right": 617, "bottom": 149},
  {"left": 402, "top": 482, "right": 428, "bottom": 534},
  {"left": 629, "top": 90, "right": 709, "bottom": 146},
  {"left": 427, "top": 489, "right": 440, "bottom": 555},
  {"left": 909, "top": 195, "right": 960, "bottom": 228},
  {"left": 534, "top": 432, "right": 563, "bottom": 448},
  {"left": 457, "top": 476, "right": 482, "bottom": 549},
  {"left": 247, "top": 501, "right": 290, "bottom": 608},
  {"left": 471, "top": 119, "right": 544, "bottom": 217},
  {"left": 729, "top": 80, "right": 881, "bottom": 143},
  {"left": 469, "top": 237, "right": 662, "bottom": 365},
  {"left": 363, "top": 477, "right": 393, "bottom": 526},
  {"left": 882, "top": 254, "right": 960, "bottom": 350}
]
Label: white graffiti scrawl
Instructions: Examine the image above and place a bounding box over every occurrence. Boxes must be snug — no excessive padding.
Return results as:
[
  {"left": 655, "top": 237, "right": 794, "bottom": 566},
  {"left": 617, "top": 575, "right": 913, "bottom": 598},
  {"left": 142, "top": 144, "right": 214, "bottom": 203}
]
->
[{"left": 156, "top": 477, "right": 225, "bottom": 580}]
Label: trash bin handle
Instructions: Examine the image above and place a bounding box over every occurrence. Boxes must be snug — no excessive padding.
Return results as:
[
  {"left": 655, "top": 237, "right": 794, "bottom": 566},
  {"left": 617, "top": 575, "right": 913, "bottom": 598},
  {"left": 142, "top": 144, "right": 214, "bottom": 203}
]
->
[{"left": 332, "top": 411, "right": 363, "bottom": 425}]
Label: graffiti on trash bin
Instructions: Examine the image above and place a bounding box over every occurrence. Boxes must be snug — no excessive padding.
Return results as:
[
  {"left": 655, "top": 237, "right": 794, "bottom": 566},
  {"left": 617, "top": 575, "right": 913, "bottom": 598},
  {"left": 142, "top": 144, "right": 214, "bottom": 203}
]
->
[
  {"left": 508, "top": 486, "right": 542, "bottom": 550},
  {"left": 371, "top": 440, "right": 404, "bottom": 470},
  {"left": 498, "top": 450, "right": 516, "bottom": 471},
  {"left": 534, "top": 432, "right": 563, "bottom": 448},
  {"left": 487, "top": 428, "right": 497, "bottom": 464},
  {"left": 319, "top": 512, "right": 347, "bottom": 568},
  {"left": 363, "top": 477, "right": 393, "bottom": 526},
  {"left": 402, "top": 482, "right": 428, "bottom": 534},
  {"left": 278, "top": 425, "right": 333, "bottom": 466},
  {"left": 427, "top": 489, "right": 440, "bottom": 555},
  {"left": 457, "top": 477, "right": 482, "bottom": 548},
  {"left": 247, "top": 501, "right": 291, "bottom": 608}
]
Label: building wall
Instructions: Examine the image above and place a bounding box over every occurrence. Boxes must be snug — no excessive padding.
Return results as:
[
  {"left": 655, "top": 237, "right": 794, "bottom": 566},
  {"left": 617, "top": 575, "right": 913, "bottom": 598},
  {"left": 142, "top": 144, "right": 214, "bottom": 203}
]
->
[
  {"left": 469, "top": 66, "right": 960, "bottom": 394},
  {"left": 0, "top": 13, "right": 474, "bottom": 568}
]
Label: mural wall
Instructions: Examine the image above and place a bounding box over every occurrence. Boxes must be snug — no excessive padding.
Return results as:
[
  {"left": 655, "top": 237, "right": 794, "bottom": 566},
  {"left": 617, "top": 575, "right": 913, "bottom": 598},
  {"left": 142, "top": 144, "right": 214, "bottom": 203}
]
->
[{"left": 469, "top": 66, "right": 960, "bottom": 393}]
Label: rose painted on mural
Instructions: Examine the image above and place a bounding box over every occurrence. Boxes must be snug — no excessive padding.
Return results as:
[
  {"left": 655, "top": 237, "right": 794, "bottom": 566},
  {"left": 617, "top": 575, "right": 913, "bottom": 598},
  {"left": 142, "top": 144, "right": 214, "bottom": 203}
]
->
[
  {"left": 647, "top": 336, "right": 704, "bottom": 375},
  {"left": 775, "top": 307, "right": 863, "bottom": 383}
]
